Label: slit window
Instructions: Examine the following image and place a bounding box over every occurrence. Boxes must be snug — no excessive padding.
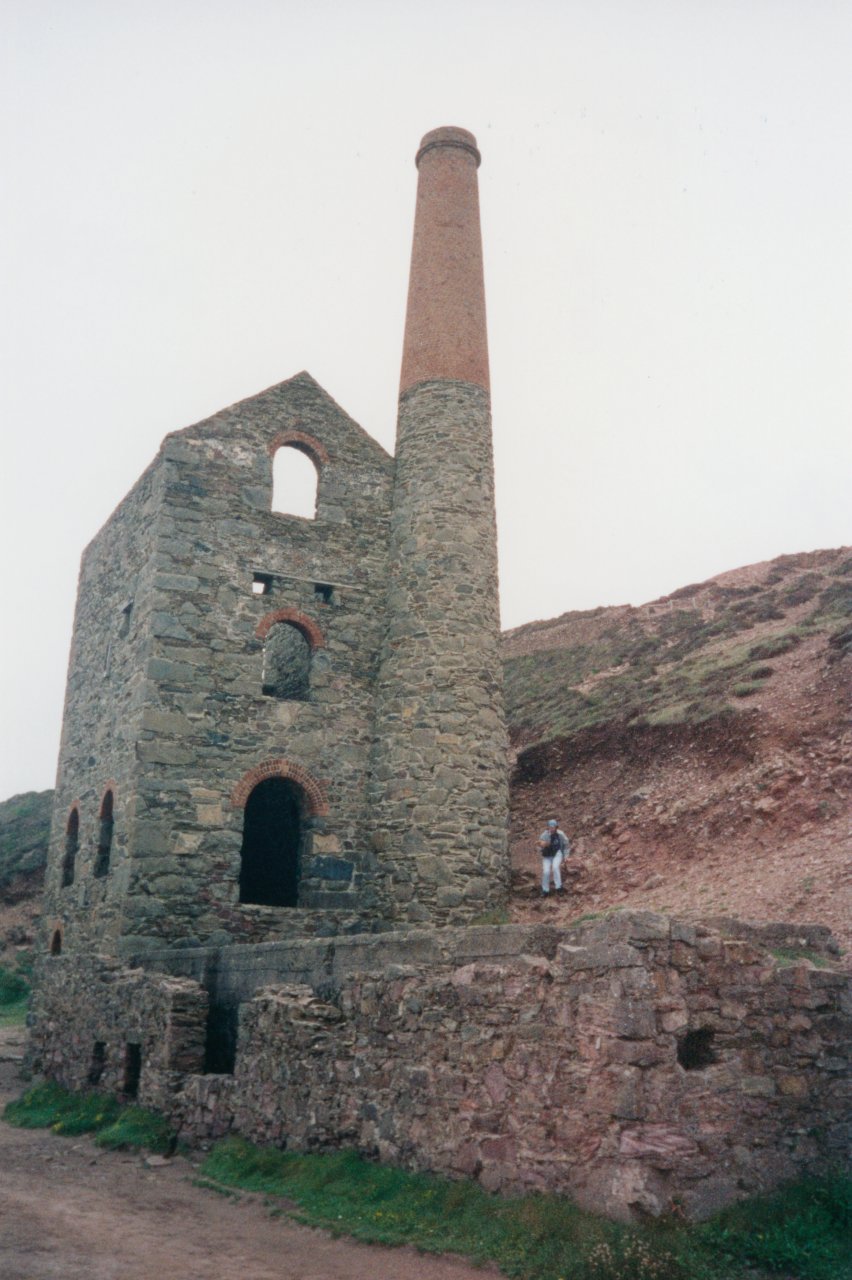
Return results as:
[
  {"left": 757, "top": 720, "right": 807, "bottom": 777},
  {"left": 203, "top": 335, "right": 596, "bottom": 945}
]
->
[
  {"left": 50, "top": 928, "right": 62, "bottom": 956},
  {"left": 123, "top": 1043, "right": 142, "bottom": 1098},
  {"left": 94, "top": 790, "right": 114, "bottom": 878},
  {"left": 118, "top": 599, "right": 134, "bottom": 638},
  {"left": 62, "top": 809, "right": 79, "bottom": 887},
  {"left": 272, "top": 445, "right": 318, "bottom": 518},
  {"left": 262, "top": 622, "right": 312, "bottom": 701},
  {"left": 88, "top": 1041, "right": 107, "bottom": 1086}
]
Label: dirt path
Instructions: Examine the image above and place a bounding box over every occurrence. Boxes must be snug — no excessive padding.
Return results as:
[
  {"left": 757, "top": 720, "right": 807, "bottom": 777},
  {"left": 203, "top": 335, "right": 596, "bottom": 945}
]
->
[{"left": 0, "top": 1028, "right": 495, "bottom": 1280}]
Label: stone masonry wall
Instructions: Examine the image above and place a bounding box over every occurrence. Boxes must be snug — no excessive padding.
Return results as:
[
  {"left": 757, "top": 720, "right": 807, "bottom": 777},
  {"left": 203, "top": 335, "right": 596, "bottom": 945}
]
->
[
  {"left": 122, "top": 373, "right": 395, "bottom": 951},
  {"left": 370, "top": 380, "right": 509, "bottom": 924},
  {"left": 28, "top": 952, "right": 207, "bottom": 1114},
  {"left": 30, "top": 914, "right": 850, "bottom": 1222},
  {"left": 42, "top": 460, "right": 165, "bottom": 958}
]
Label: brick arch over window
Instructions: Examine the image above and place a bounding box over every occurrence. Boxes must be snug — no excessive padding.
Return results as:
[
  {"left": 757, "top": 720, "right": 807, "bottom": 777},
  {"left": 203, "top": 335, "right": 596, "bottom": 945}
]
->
[
  {"left": 98, "top": 781, "right": 117, "bottom": 815},
  {"left": 230, "top": 759, "right": 329, "bottom": 816},
  {"left": 255, "top": 608, "right": 326, "bottom": 651},
  {"left": 268, "top": 430, "right": 331, "bottom": 468}
]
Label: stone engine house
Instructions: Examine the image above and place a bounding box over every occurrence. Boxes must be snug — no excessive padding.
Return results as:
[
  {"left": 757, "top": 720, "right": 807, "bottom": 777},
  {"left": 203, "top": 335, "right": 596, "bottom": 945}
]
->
[
  {"left": 31, "top": 128, "right": 849, "bottom": 1223},
  {"left": 43, "top": 126, "right": 509, "bottom": 959}
]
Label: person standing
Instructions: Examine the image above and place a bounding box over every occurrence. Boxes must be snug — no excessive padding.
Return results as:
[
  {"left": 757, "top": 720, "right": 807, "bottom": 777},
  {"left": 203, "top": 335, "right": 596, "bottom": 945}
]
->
[{"left": 538, "top": 818, "right": 570, "bottom": 896}]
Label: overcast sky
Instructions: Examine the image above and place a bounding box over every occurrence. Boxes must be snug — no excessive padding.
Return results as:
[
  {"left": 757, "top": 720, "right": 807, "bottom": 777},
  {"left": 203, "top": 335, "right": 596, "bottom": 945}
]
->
[{"left": 1, "top": 0, "right": 850, "bottom": 799}]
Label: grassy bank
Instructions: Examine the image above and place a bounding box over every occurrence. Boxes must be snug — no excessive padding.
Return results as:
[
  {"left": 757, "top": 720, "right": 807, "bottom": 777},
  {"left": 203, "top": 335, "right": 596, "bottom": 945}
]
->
[
  {"left": 0, "top": 959, "right": 30, "bottom": 1027},
  {"left": 200, "top": 1139, "right": 850, "bottom": 1280},
  {"left": 4, "top": 1084, "right": 849, "bottom": 1280},
  {"left": 3, "top": 1080, "right": 174, "bottom": 1152}
]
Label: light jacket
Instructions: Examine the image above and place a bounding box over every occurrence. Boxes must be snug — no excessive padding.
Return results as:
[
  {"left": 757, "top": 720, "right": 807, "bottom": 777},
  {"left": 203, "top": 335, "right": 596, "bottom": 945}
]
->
[{"left": 539, "top": 828, "right": 569, "bottom": 856}]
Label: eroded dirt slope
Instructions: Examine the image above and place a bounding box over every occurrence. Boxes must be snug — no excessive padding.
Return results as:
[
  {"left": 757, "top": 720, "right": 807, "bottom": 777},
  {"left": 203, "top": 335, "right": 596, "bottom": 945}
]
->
[{"left": 505, "top": 550, "right": 851, "bottom": 960}]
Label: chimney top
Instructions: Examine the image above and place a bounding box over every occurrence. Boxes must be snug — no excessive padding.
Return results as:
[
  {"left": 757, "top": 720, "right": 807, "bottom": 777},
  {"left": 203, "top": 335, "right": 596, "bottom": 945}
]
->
[
  {"left": 415, "top": 126, "right": 481, "bottom": 169},
  {"left": 399, "top": 126, "right": 489, "bottom": 396}
]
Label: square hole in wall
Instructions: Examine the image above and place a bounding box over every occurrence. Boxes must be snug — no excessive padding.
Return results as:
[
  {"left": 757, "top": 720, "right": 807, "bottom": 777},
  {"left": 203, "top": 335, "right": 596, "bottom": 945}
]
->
[
  {"left": 252, "top": 573, "right": 273, "bottom": 596},
  {"left": 314, "top": 582, "right": 333, "bottom": 604}
]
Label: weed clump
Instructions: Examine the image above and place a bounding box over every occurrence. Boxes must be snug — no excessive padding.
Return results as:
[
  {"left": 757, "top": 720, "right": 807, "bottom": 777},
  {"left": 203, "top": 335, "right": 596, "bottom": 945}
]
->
[{"left": 3, "top": 1081, "right": 174, "bottom": 1152}]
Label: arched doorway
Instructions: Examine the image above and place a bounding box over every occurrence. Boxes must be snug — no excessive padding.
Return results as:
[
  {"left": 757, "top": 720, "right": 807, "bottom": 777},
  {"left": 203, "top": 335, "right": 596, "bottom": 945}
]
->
[{"left": 238, "top": 777, "right": 304, "bottom": 908}]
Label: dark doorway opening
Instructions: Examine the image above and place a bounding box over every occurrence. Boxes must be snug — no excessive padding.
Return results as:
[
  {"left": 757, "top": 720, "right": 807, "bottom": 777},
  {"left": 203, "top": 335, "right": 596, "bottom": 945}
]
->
[
  {"left": 123, "top": 1042, "right": 142, "bottom": 1098},
  {"left": 88, "top": 1041, "right": 107, "bottom": 1086},
  {"left": 204, "top": 1002, "right": 239, "bottom": 1074},
  {"left": 238, "top": 777, "right": 303, "bottom": 908}
]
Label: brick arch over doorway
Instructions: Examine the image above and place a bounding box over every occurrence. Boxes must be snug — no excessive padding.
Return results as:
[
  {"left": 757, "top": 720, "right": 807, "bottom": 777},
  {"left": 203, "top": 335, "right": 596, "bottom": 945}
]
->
[
  {"left": 230, "top": 759, "right": 329, "bottom": 816},
  {"left": 254, "top": 608, "right": 326, "bottom": 651}
]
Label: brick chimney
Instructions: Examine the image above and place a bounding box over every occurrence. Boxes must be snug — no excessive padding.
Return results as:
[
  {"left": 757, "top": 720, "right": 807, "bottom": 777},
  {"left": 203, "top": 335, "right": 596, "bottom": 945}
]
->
[
  {"left": 399, "top": 126, "right": 490, "bottom": 396},
  {"left": 370, "top": 127, "right": 509, "bottom": 926}
]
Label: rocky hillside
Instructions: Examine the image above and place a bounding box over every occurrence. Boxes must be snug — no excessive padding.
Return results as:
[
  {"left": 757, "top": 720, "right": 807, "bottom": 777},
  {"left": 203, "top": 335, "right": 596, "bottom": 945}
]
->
[
  {"left": 0, "top": 790, "right": 52, "bottom": 957},
  {"left": 504, "top": 548, "right": 851, "bottom": 960}
]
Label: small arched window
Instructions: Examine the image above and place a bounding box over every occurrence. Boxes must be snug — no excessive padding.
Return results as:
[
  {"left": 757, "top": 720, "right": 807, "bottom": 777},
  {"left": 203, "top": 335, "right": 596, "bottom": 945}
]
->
[
  {"left": 262, "top": 623, "right": 312, "bottom": 701},
  {"left": 272, "top": 445, "right": 318, "bottom": 518},
  {"left": 94, "top": 790, "right": 114, "bottom": 878},
  {"left": 61, "top": 808, "right": 79, "bottom": 888}
]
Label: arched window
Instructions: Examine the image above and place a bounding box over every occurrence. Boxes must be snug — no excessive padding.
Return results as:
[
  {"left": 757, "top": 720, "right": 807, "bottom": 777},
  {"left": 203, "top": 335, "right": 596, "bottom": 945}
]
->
[
  {"left": 272, "top": 445, "right": 318, "bottom": 518},
  {"left": 238, "top": 777, "right": 304, "bottom": 908},
  {"left": 50, "top": 928, "right": 62, "bottom": 956},
  {"left": 61, "top": 808, "right": 79, "bottom": 888},
  {"left": 262, "top": 623, "right": 312, "bottom": 701},
  {"left": 94, "top": 790, "right": 114, "bottom": 878}
]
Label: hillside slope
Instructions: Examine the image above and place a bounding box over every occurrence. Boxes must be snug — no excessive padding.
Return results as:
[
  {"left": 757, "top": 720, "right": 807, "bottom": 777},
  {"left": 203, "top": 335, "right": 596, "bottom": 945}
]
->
[
  {"left": 504, "top": 548, "right": 851, "bottom": 960},
  {"left": 0, "top": 790, "right": 52, "bottom": 956}
]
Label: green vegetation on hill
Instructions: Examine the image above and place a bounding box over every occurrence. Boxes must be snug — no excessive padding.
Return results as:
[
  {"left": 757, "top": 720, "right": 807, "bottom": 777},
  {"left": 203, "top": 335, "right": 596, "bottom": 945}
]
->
[
  {"left": 0, "top": 955, "right": 30, "bottom": 1026},
  {"left": 0, "top": 789, "right": 52, "bottom": 892},
  {"left": 503, "top": 552, "right": 851, "bottom": 748}
]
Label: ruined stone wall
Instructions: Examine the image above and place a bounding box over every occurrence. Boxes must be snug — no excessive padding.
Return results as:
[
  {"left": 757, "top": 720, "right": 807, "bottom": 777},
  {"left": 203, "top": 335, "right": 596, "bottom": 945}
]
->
[
  {"left": 30, "top": 914, "right": 850, "bottom": 1222},
  {"left": 120, "top": 373, "right": 395, "bottom": 951},
  {"left": 42, "top": 461, "right": 164, "bottom": 957},
  {"left": 28, "top": 953, "right": 207, "bottom": 1113}
]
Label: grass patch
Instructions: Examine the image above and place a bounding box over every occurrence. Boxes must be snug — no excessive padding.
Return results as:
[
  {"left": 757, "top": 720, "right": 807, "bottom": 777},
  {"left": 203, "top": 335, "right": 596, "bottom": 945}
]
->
[
  {"left": 694, "top": 1174, "right": 851, "bottom": 1280},
  {"left": 3, "top": 1081, "right": 174, "bottom": 1152},
  {"left": 732, "top": 682, "right": 763, "bottom": 698},
  {"left": 770, "top": 947, "right": 832, "bottom": 970},
  {"left": 469, "top": 908, "right": 511, "bottom": 926},
  {"left": 200, "top": 1138, "right": 851, "bottom": 1280},
  {"left": 0, "top": 961, "right": 30, "bottom": 1026}
]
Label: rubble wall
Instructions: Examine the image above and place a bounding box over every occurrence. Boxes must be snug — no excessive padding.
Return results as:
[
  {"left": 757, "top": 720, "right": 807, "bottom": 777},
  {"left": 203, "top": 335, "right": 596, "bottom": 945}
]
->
[{"left": 29, "top": 914, "right": 850, "bottom": 1221}]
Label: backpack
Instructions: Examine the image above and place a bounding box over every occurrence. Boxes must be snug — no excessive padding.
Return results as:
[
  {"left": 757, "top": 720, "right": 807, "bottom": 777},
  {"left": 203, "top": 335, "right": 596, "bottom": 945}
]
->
[{"left": 548, "top": 829, "right": 561, "bottom": 855}]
